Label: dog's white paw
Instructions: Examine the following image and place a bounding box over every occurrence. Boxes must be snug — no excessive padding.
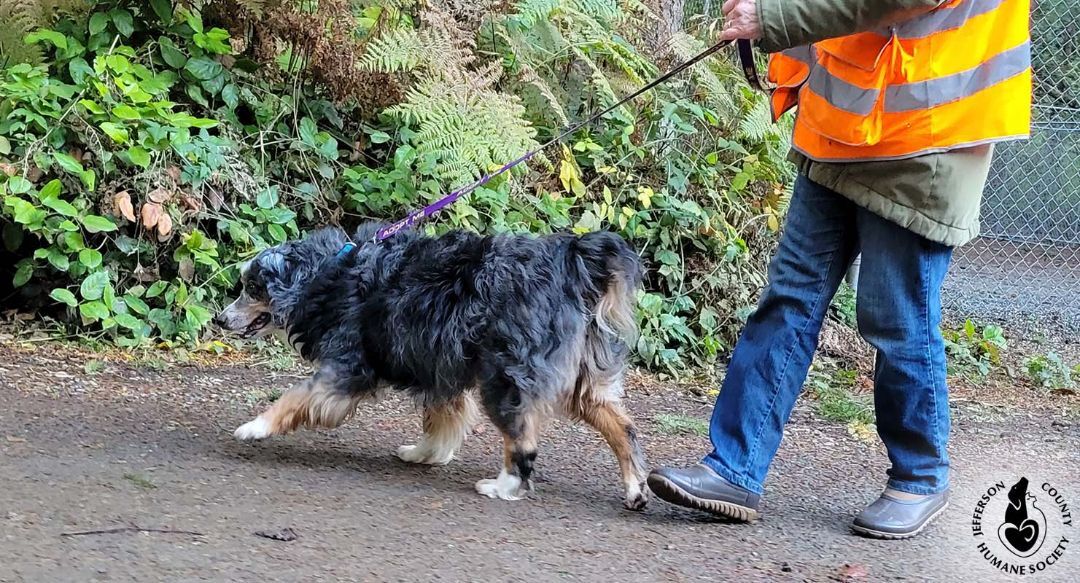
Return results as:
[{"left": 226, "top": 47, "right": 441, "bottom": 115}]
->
[
  {"left": 396, "top": 444, "right": 454, "bottom": 465},
  {"left": 234, "top": 417, "right": 271, "bottom": 441},
  {"left": 475, "top": 470, "right": 528, "bottom": 501}
]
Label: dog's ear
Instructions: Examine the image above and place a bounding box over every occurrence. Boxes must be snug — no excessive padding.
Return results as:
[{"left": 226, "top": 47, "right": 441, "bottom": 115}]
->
[{"left": 256, "top": 245, "right": 292, "bottom": 277}]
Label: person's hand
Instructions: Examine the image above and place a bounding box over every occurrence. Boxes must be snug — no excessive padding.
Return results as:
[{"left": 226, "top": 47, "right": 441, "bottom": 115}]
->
[{"left": 720, "top": 0, "right": 762, "bottom": 42}]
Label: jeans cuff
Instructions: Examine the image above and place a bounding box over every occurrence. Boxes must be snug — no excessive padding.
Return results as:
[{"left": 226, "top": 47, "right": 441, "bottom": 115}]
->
[
  {"left": 886, "top": 478, "right": 950, "bottom": 496},
  {"left": 700, "top": 454, "right": 765, "bottom": 495}
]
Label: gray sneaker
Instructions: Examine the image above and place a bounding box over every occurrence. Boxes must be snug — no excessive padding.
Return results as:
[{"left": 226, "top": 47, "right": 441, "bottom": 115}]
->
[
  {"left": 851, "top": 489, "right": 950, "bottom": 539},
  {"left": 647, "top": 464, "right": 761, "bottom": 521}
]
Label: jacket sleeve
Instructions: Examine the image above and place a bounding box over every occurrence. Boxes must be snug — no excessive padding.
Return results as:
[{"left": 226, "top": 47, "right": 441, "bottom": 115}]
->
[{"left": 756, "top": 0, "right": 946, "bottom": 53}]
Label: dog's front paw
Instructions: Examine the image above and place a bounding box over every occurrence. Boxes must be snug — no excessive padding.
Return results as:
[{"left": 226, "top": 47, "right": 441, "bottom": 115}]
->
[
  {"left": 396, "top": 444, "right": 454, "bottom": 466},
  {"left": 234, "top": 417, "right": 271, "bottom": 441},
  {"left": 475, "top": 470, "right": 528, "bottom": 501}
]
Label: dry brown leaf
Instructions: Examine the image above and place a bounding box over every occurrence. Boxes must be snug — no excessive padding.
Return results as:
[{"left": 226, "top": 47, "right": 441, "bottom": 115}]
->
[
  {"left": 114, "top": 191, "right": 136, "bottom": 222},
  {"left": 148, "top": 188, "right": 171, "bottom": 204},
  {"left": 206, "top": 189, "right": 223, "bottom": 211},
  {"left": 156, "top": 211, "right": 173, "bottom": 241},
  {"left": 180, "top": 194, "right": 202, "bottom": 212},
  {"left": 0, "top": 163, "right": 16, "bottom": 177},
  {"left": 26, "top": 166, "right": 43, "bottom": 182},
  {"left": 178, "top": 257, "right": 195, "bottom": 282},
  {"left": 165, "top": 165, "right": 181, "bottom": 184},
  {"left": 141, "top": 201, "right": 162, "bottom": 230}
]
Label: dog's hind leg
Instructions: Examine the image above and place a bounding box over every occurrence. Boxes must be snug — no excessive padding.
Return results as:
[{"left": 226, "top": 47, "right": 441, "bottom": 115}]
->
[
  {"left": 397, "top": 392, "right": 480, "bottom": 466},
  {"left": 234, "top": 364, "right": 369, "bottom": 440},
  {"left": 572, "top": 397, "right": 648, "bottom": 510}
]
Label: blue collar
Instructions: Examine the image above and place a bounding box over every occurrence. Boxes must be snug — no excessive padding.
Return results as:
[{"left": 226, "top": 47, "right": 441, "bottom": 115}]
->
[{"left": 336, "top": 242, "right": 356, "bottom": 259}]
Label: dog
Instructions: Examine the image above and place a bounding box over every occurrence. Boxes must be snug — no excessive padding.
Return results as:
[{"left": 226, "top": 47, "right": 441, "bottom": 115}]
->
[{"left": 214, "top": 223, "right": 649, "bottom": 509}]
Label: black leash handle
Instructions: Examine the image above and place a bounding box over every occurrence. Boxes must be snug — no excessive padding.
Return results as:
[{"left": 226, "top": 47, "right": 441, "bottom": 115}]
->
[{"left": 737, "top": 39, "right": 773, "bottom": 93}]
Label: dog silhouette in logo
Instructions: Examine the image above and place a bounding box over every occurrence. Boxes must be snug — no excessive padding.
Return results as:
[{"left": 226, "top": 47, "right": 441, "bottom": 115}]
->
[{"left": 997, "top": 477, "right": 1047, "bottom": 558}]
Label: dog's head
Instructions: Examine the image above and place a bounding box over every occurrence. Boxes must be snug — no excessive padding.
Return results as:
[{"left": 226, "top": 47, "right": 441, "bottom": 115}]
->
[
  {"left": 215, "top": 227, "right": 355, "bottom": 341},
  {"left": 214, "top": 248, "right": 292, "bottom": 339}
]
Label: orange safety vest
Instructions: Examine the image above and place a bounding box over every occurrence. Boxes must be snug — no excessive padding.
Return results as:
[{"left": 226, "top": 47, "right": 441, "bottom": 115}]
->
[{"left": 767, "top": 0, "right": 1032, "bottom": 162}]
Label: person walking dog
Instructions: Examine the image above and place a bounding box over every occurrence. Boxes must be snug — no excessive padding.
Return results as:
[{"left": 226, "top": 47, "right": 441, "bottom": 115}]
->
[{"left": 648, "top": 0, "right": 1032, "bottom": 538}]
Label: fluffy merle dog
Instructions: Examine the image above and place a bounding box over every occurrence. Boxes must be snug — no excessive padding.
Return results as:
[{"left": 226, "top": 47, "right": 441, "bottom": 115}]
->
[{"left": 215, "top": 223, "right": 648, "bottom": 509}]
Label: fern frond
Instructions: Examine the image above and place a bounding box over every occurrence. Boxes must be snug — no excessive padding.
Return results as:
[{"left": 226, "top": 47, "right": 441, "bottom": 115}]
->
[{"left": 358, "top": 26, "right": 432, "bottom": 72}]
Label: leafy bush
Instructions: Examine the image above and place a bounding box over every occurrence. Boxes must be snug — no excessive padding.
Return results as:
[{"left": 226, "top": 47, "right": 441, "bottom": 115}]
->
[
  {"left": 1, "top": 0, "right": 792, "bottom": 373},
  {"left": 943, "top": 319, "right": 1007, "bottom": 377},
  {"left": 1024, "top": 352, "right": 1077, "bottom": 391}
]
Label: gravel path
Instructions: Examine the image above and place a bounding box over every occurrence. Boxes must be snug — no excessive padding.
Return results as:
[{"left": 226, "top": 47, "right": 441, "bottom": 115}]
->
[{"left": 1, "top": 345, "right": 1077, "bottom": 582}]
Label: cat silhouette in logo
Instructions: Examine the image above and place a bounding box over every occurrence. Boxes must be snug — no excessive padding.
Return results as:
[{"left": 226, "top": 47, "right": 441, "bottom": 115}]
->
[{"left": 997, "top": 477, "right": 1047, "bottom": 558}]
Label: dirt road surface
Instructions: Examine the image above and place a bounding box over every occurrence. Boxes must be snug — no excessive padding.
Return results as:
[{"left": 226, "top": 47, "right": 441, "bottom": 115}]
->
[{"left": 1, "top": 344, "right": 1077, "bottom": 582}]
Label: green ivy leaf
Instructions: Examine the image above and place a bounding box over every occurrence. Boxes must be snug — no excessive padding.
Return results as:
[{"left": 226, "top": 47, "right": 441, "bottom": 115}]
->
[
  {"left": 114, "top": 312, "right": 143, "bottom": 330},
  {"left": 299, "top": 117, "right": 318, "bottom": 147},
  {"left": 267, "top": 224, "right": 286, "bottom": 242},
  {"left": 79, "top": 99, "right": 105, "bottom": 115},
  {"left": 47, "top": 249, "right": 69, "bottom": 271},
  {"left": 80, "top": 170, "right": 97, "bottom": 192},
  {"left": 221, "top": 83, "right": 238, "bottom": 109},
  {"left": 256, "top": 188, "right": 278, "bottom": 209},
  {"left": 159, "top": 37, "right": 187, "bottom": 68},
  {"left": 149, "top": 0, "right": 173, "bottom": 24},
  {"left": 42, "top": 196, "right": 78, "bottom": 217},
  {"left": 99, "top": 122, "right": 129, "bottom": 143},
  {"left": 79, "top": 248, "right": 103, "bottom": 268},
  {"left": 52, "top": 152, "right": 84, "bottom": 174},
  {"left": 127, "top": 146, "right": 150, "bottom": 168},
  {"left": 68, "top": 57, "right": 94, "bottom": 85},
  {"left": 63, "top": 232, "right": 85, "bottom": 250},
  {"left": 82, "top": 215, "right": 117, "bottom": 233},
  {"left": 25, "top": 29, "right": 68, "bottom": 50},
  {"left": 80, "top": 270, "right": 109, "bottom": 301},
  {"left": 201, "top": 72, "right": 225, "bottom": 96},
  {"left": 79, "top": 300, "right": 110, "bottom": 322},
  {"left": 110, "top": 9, "right": 134, "bottom": 37},
  {"left": 0, "top": 136, "right": 9, "bottom": 155},
  {"left": 37, "top": 178, "right": 62, "bottom": 200},
  {"left": 655, "top": 249, "right": 680, "bottom": 266},
  {"left": 13, "top": 261, "right": 34, "bottom": 287},
  {"left": 184, "top": 56, "right": 222, "bottom": 81},
  {"left": 125, "top": 294, "right": 149, "bottom": 315},
  {"left": 50, "top": 288, "right": 78, "bottom": 307},
  {"left": 146, "top": 281, "right": 167, "bottom": 298},
  {"left": 369, "top": 130, "right": 392, "bottom": 144},
  {"left": 112, "top": 104, "right": 141, "bottom": 120},
  {"left": 89, "top": 13, "right": 109, "bottom": 36},
  {"left": 6, "top": 176, "right": 32, "bottom": 194},
  {"left": 5, "top": 196, "right": 46, "bottom": 226}
]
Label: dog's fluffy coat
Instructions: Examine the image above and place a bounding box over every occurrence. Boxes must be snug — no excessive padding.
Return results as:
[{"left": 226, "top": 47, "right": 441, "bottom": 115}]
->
[{"left": 218, "top": 224, "right": 648, "bottom": 508}]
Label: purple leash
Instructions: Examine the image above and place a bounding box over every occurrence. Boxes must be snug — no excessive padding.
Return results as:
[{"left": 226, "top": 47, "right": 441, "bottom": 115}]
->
[{"left": 373, "top": 39, "right": 736, "bottom": 242}]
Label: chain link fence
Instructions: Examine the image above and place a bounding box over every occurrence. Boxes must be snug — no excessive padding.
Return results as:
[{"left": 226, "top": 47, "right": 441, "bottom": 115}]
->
[{"left": 942, "top": 0, "right": 1080, "bottom": 333}]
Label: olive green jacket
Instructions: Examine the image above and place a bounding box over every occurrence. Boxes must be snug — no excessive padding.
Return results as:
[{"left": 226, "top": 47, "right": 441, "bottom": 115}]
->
[{"left": 756, "top": 0, "right": 1002, "bottom": 246}]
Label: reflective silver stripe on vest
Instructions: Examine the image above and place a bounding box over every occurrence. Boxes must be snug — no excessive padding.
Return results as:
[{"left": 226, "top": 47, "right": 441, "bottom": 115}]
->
[
  {"left": 807, "top": 62, "right": 879, "bottom": 116},
  {"left": 884, "top": 40, "right": 1030, "bottom": 112},
  {"left": 896, "top": 0, "right": 1006, "bottom": 39},
  {"left": 781, "top": 45, "right": 813, "bottom": 65}
]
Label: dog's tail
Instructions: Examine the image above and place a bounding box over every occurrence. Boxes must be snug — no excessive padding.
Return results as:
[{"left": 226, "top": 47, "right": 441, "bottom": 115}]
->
[{"left": 576, "top": 231, "right": 643, "bottom": 345}]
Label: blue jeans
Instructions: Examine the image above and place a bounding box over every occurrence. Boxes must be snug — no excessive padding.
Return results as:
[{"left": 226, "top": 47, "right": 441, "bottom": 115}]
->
[{"left": 703, "top": 175, "right": 953, "bottom": 496}]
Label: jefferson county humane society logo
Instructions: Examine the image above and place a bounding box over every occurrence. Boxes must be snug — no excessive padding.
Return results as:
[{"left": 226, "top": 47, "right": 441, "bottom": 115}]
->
[{"left": 971, "top": 477, "right": 1073, "bottom": 576}]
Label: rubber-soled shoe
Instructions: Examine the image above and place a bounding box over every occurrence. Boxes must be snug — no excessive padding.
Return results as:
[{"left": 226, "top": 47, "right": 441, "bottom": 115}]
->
[
  {"left": 851, "top": 490, "right": 950, "bottom": 539},
  {"left": 647, "top": 464, "right": 761, "bottom": 521}
]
